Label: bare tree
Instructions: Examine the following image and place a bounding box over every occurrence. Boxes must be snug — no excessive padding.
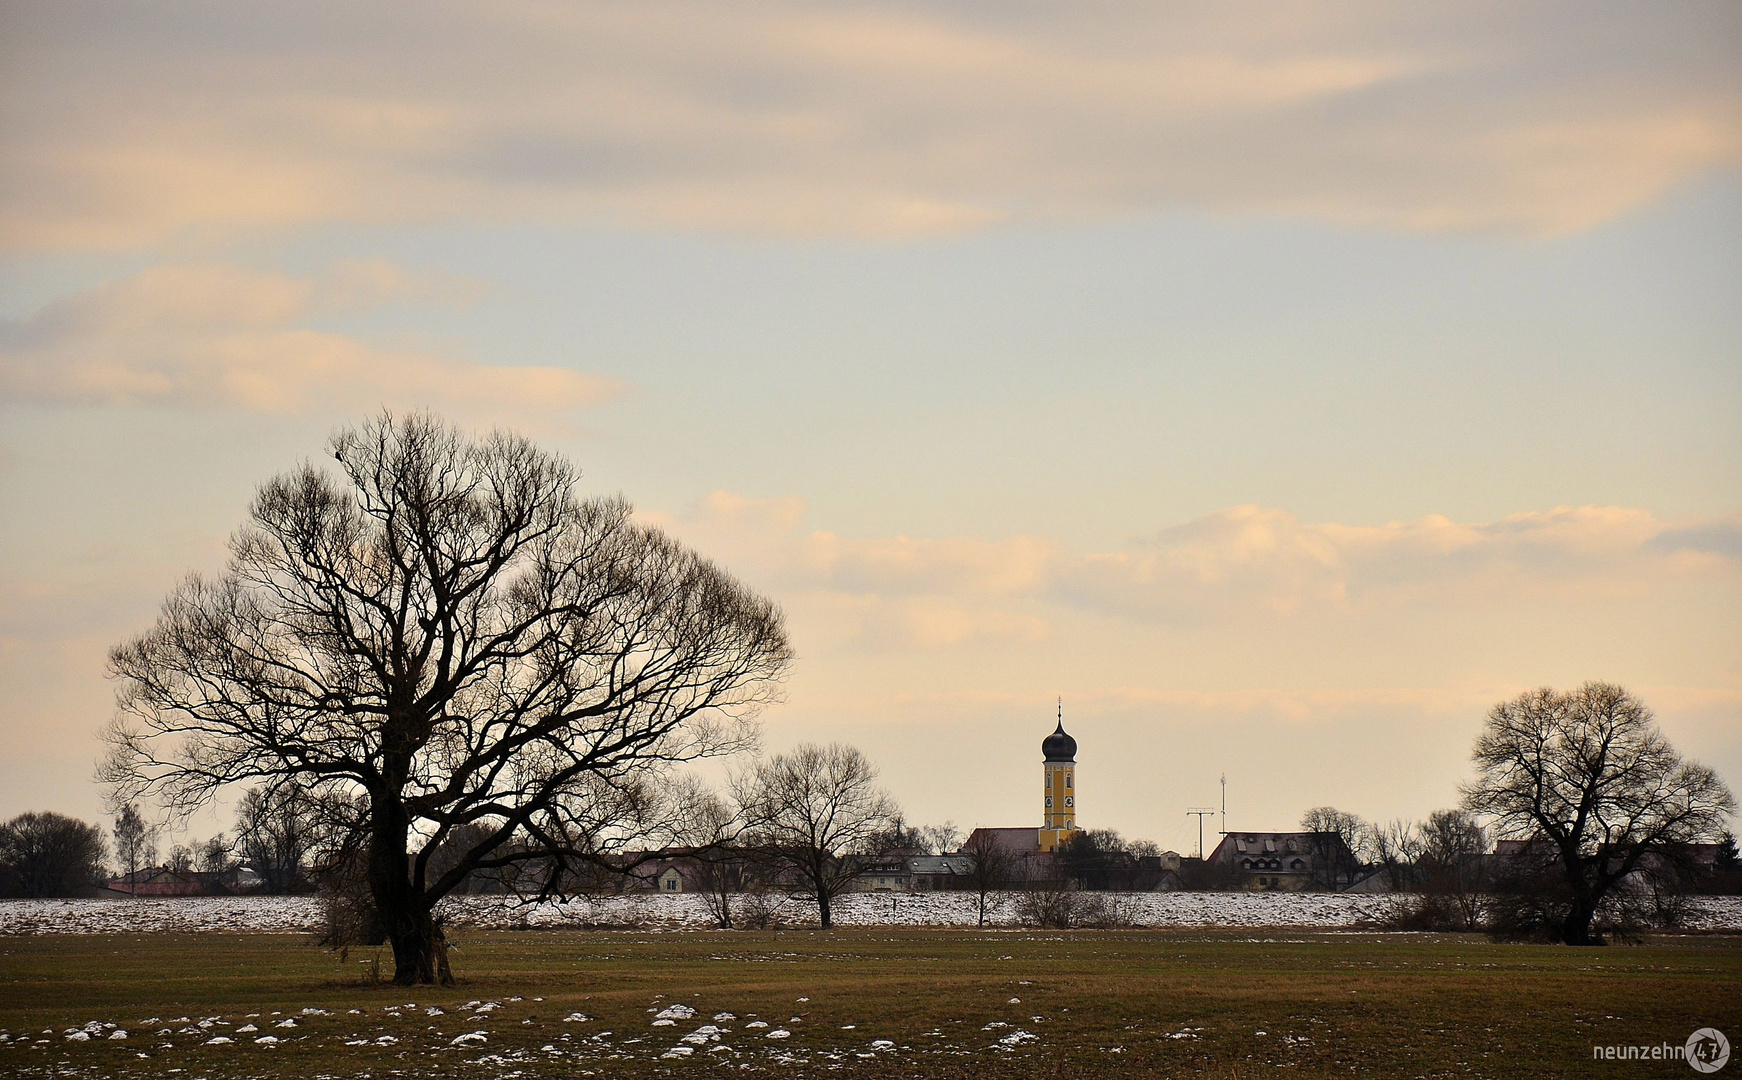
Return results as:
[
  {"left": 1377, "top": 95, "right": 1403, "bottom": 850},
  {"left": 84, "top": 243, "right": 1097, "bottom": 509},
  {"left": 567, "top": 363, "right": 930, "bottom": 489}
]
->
[
  {"left": 870, "top": 818, "right": 958, "bottom": 856},
  {"left": 0, "top": 813, "right": 108, "bottom": 897},
  {"left": 235, "top": 785, "right": 329, "bottom": 894},
  {"left": 1417, "top": 808, "right": 1486, "bottom": 929},
  {"left": 1012, "top": 860, "right": 1110, "bottom": 929},
  {"left": 197, "top": 834, "right": 231, "bottom": 874},
  {"left": 1300, "top": 806, "right": 1368, "bottom": 889},
  {"left": 1058, "top": 828, "right": 1125, "bottom": 890},
  {"left": 682, "top": 783, "right": 753, "bottom": 929},
  {"left": 919, "top": 822, "right": 960, "bottom": 856},
  {"left": 103, "top": 413, "right": 790, "bottom": 983},
  {"left": 960, "top": 828, "right": 1015, "bottom": 926},
  {"left": 111, "top": 803, "right": 156, "bottom": 893},
  {"left": 1461, "top": 683, "right": 1734, "bottom": 945},
  {"left": 1370, "top": 819, "right": 1424, "bottom": 892},
  {"left": 165, "top": 844, "right": 194, "bottom": 874},
  {"left": 868, "top": 814, "right": 924, "bottom": 854},
  {"left": 739, "top": 742, "right": 898, "bottom": 928}
]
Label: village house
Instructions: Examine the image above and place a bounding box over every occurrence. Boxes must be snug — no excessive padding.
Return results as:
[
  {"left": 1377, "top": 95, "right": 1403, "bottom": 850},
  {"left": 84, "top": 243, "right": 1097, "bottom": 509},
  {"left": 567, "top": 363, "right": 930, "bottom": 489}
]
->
[{"left": 1205, "top": 831, "right": 1359, "bottom": 891}]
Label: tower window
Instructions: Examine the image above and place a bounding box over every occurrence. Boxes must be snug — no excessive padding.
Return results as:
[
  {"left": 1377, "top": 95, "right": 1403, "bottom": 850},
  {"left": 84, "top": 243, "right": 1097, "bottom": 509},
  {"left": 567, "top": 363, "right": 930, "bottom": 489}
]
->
[{"left": 1065, "top": 775, "right": 1072, "bottom": 788}]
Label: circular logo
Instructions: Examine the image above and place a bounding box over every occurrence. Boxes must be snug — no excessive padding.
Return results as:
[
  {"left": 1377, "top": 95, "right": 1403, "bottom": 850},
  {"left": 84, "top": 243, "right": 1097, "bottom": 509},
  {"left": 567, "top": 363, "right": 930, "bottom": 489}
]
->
[{"left": 1687, "top": 1028, "right": 1731, "bottom": 1073}]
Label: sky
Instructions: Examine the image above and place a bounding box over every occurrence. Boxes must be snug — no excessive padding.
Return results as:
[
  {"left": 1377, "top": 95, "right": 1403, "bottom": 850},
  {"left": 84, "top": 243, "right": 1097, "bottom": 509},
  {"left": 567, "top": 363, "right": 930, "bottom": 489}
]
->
[{"left": 1, "top": 0, "right": 1739, "bottom": 856}]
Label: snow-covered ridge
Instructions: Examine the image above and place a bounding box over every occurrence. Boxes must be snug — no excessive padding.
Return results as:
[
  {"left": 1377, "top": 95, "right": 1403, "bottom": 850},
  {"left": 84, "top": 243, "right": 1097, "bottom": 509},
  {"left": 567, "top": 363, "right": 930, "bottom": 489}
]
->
[{"left": 3, "top": 892, "right": 1740, "bottom": 935}]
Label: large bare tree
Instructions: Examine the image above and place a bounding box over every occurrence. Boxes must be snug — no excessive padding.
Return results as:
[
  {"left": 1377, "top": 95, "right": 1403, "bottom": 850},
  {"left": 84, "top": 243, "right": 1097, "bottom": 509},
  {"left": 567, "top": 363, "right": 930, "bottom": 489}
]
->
[
  {"left": 103, "top": 414, "right": 790, "bottom": 983},
  {"left": 739, "top": 742, "right": 898, "bottom": 929},
  {"left": 1461, "top": 682, "right": 1734, "bottom": 945}
]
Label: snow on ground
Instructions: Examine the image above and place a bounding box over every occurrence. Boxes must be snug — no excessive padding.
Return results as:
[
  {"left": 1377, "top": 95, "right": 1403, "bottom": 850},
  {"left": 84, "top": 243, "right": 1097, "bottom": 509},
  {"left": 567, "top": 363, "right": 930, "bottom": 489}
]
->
[{"left": 3, "top": 892, "right": 1740, "bottom": 935}]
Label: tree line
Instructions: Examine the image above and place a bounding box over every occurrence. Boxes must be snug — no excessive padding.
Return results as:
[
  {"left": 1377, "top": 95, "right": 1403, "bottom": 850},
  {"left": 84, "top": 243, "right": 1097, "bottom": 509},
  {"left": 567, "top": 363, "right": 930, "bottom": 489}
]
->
[{"left": 84, "top": 413, "right": 1734, "bottom": 983}]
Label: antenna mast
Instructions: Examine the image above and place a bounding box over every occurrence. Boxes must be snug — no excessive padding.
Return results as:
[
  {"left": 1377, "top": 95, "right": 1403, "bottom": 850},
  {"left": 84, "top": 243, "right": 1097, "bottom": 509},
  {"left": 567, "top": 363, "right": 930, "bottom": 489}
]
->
[{"left": 1219, "top": 774, "right": 1227, "bottom": 835}]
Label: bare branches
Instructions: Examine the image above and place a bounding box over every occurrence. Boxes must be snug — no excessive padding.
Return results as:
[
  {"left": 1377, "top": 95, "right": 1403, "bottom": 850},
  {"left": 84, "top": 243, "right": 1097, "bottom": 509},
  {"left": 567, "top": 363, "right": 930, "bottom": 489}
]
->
[
  {"left": 738, "top": 742, "right": 899, "bottom": 928},
  {"left": 103, "top": 412, "right": 791, "bottom": 982},
  {"left": 960, "top": 829, "right": 1015, "bottom": 926},
  {"left": 1460, "top": 682, "right": 1735, "bottom": 944}
]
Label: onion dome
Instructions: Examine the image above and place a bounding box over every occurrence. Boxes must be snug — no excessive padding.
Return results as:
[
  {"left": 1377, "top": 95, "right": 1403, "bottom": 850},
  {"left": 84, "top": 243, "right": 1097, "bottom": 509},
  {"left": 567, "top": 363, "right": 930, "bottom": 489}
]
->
[{"left": 1042, "top": 720, "right": 1077, "bottom": 762}]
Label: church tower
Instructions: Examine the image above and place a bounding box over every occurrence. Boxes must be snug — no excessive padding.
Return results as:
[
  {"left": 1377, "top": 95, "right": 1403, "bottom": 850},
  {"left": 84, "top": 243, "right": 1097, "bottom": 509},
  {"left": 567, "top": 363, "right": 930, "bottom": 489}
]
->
[{"left": 1038, "top": 699, "right": 1078, "bottom": 852}]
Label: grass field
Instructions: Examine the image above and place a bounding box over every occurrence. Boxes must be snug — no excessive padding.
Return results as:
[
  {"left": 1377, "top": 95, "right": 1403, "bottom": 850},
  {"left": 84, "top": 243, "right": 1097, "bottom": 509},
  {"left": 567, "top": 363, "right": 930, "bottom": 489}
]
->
[{"left": 1, "top": 928, "right": 1737, "bottom": 1078}]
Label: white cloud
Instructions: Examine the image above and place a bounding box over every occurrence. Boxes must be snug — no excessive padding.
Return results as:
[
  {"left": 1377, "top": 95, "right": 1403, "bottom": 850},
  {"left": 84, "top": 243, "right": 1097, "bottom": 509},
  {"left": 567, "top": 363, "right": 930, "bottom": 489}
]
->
[
  {"left": 664, "top": 493, "right": 1742, "bottom": 644},
  {"left": 1, "top": 1, "right": 1736, "bottom": 249},
  {"left": 0, "top": 263, "right": 619, "bottom": 416},
  {"left": 1060, "top": 504, "right": 1730, "bottom": 622}
]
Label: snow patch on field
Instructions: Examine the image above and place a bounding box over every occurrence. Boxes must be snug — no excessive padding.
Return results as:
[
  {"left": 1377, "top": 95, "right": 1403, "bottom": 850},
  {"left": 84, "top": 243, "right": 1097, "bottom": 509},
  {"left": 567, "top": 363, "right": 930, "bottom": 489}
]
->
[{"left": 3, "top": 892, "right": 1740, "bottom": 934}]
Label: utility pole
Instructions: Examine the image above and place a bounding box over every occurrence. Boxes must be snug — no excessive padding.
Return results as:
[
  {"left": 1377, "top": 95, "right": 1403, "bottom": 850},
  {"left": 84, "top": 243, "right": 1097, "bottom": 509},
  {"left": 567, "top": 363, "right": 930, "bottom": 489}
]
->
[
  {"left": 1219, "top": 774, "right": 1227, "bottom": 835},
  {"left": 1186, "top": 808, "right": 1215, "bottom": 860}
]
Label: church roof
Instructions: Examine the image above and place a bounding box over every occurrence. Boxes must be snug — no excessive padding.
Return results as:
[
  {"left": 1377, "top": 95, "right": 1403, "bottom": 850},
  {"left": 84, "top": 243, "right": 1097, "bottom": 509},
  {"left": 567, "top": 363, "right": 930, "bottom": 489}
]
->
[{"left": 1042, "top": 720, "right": 1077, "bottom": 762}]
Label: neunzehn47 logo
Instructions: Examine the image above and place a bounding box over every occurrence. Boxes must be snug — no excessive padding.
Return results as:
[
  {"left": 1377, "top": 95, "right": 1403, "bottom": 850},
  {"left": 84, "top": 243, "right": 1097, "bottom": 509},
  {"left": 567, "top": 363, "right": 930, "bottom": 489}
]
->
[{"left": 1687, "top": 1028, "right": 1730, "bottom": 1074}]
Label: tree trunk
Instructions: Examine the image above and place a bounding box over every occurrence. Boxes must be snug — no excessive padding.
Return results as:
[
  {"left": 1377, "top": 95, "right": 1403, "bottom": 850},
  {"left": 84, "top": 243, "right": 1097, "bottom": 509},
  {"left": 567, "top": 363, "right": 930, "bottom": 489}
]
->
[
  {"left": 817, "top": 883, "right": 833, "bottom": 929},
  {"left": 1556, "top": 845, "right": 1603, "bottom": 946},
  {"left": 368, "top": 780, "right": 454, "bottom": 985},
  {"left": 1560, "top": 895, "right": 1600, "bottom": 946},
  {"left": 387, "top": 912, "right": 453, "bottom": 985}
]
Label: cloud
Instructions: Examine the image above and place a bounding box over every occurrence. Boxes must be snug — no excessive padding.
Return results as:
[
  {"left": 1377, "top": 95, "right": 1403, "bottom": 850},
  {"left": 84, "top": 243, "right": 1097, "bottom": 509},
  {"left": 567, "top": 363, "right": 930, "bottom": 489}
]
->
[
  {"left": 663, "top": 494, "right": 1742, "bottom": 644},
  {"left": 0, "top": 262, "right": 619, "bottom": 416},
  {"left": 1060, "top": 504, "right": 1721, "bottom": 622},
  {"left": 1, "top": 1, "right": 1736, "bottom": 249}
]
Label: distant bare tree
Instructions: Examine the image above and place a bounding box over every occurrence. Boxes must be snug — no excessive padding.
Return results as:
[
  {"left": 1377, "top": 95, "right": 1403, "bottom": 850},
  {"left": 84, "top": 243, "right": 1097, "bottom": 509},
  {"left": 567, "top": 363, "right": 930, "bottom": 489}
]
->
[
  {"left": 235, "top": 785, "right": 328, "bottom": 894},
  {"left": 165, "top": 844, "right": 194, "bottom": 874},
  {"left": 1300, "top": 806, "right": 1368, "bottom": 889},
  {"left": 111, "top": 803, "right": 156, "bottom": 892},
  {"left": 0, "top": 813, "right": 108, "bottom": 897},
  {"left": 1371, "top": 819, "right": 1424, "bottom": 892},
  {"left": 919, "top": 822, "right": 960, "bottom": 856},
  {"left": 196, "top": 834, "right": 231, "bottom": 874},
  {"left": 682, "top": 783, "right": 753, "bottom": 930},
  {"left": 1418, "top": 809, "right": 1486, "bottom": 928},
  {"left": 868, "top": 814, "right": 926, "bottom": 854},
  {"left": 871, "top": 819, "right": 959, "bottom": 856},
  {"left": 1012, "top": 861, "right": 1116, "bottom": 929},
  {"left": 740, "top": 742, "right": 898, "bottom": 929},
  {"left": 960, "top": 829, "right": 1015, "bottom": 926},
  {"left": 1126, "top": 838, "right": 1162, "bottom": 859},
  {"left": 1461, "top": 683, "right": 1734, "bottom": 945},
  {"left": 103, "top": 413, "right": 790, "bottom": 983},
  {"left": 1058, "top": 828, "right": 1125, "bottom": 889}
]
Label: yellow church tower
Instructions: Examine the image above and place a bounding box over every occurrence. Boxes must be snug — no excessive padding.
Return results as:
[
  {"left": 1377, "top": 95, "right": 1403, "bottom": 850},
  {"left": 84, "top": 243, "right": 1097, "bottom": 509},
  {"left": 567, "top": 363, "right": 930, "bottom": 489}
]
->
[{"left": 1038, "top": 699, "right": 1078, "bottom": 852}]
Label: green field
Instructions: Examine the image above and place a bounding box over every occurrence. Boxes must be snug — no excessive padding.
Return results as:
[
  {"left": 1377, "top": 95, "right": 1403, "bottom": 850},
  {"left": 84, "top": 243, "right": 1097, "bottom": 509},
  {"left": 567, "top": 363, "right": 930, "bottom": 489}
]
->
[{"left": 1, "top": 929, "right": 1736, "bottom": 1078}]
